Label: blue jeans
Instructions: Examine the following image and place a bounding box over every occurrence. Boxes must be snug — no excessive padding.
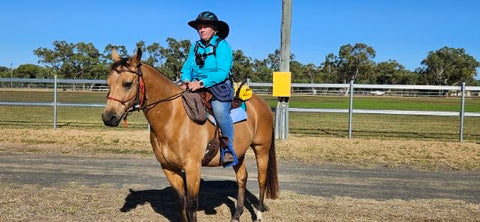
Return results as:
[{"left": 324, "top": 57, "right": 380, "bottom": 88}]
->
[{"left": 211, "top": 99, "right": 233, "bottom": 148}]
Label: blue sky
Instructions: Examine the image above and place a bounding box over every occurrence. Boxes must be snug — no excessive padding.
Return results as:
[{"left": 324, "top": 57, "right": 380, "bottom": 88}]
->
[{"left": 1, "top": 0, "right": 479, "bottom": 76}]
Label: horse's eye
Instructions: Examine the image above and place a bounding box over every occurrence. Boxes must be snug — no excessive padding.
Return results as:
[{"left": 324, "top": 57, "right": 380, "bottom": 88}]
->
[{"left": 123, "top": 82, "right": 133, "bottom": 89}]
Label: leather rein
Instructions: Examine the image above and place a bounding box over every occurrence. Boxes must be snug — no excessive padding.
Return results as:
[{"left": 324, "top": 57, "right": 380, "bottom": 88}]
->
[{"left": 106, "top": 63, "right": 184, "bottom": 126}]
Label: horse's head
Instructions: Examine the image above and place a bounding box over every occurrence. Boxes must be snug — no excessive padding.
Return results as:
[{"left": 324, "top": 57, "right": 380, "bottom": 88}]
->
[{"left": 102, "top": 48, "right": 143, "bottom": 127}]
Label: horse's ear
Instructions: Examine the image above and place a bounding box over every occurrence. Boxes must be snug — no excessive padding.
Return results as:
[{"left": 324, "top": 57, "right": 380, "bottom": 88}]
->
[
  {"left": 131, "top": 48, "right": 142, "bottom": 66},
  {"left": 112, "top": 48, "right": 121, "bottom": 62}
]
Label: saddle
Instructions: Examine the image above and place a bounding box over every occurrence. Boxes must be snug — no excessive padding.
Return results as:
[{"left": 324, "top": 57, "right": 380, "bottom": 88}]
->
[
  {"left": 181, "top": 90, "right": 244, "bottom": 166},
  {"left": 201, "top": 127, "right": 229, "bottom": 166},
  {"left": 198, "top": 90, "right": 243, "bottom": 115}
]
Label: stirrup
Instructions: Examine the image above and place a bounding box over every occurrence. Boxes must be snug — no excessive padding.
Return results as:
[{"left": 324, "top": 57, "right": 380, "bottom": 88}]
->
[{"left": 221, "top": 145, "right": 238, "bottom": 168}]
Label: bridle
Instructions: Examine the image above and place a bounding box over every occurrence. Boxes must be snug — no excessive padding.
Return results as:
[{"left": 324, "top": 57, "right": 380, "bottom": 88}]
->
[
  {"left": 106, "top": 63, "right": 146, "bottom": 115},
  {"left": 106, "top": 63, "right": 184, "bottom": 126}
]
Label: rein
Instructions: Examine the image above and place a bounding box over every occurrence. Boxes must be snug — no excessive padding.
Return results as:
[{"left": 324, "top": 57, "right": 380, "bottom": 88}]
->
[{"left": 106, "top": 63, "right": 184, "bottom": 127}]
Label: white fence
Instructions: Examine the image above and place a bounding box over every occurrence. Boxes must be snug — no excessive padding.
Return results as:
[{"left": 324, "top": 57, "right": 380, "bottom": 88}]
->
[{"left": 1, "top": 77, "right": 480, "bottom": 141}]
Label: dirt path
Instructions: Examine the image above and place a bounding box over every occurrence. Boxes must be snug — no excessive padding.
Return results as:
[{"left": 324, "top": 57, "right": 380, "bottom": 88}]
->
[{"left": 1, "top": 152, "right": 479, "bottom": 204}]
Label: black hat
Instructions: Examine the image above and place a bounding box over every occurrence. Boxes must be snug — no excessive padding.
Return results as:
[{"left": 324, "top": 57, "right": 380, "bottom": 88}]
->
[{"left": 188, "top": 11, "right": 229, "bottom": 39}]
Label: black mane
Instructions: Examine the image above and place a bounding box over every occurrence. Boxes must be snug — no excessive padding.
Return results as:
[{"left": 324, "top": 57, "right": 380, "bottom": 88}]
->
[{"left": 110, "top": 58, "right": 129, "bottom": 70}]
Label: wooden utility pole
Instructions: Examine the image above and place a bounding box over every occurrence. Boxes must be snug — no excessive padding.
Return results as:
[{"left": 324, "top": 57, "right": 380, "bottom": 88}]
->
[
  {"left": 280, "top": 0, "right": 291, "bottom": 72},
  {"left": 275, "top": 0, "right": 292, "bottom": 140}
]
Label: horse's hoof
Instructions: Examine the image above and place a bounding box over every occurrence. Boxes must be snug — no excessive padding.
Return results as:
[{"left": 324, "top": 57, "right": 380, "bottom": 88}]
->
[
  {"left": 255, "top": 210, "right": 263, "bottom": 222},
  {"left": 231, "top": 219, "right": 240, "bottom": 222}
]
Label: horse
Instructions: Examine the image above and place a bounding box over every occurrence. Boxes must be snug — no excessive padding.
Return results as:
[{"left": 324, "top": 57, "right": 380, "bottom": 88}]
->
[{"left": 102, "top": 48, "right": 278, "bottom": 222}]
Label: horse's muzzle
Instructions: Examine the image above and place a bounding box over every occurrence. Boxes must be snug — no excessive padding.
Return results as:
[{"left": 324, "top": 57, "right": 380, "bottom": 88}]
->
[{"left": 102, "top": 111, "right": 121, "bottom": 127}]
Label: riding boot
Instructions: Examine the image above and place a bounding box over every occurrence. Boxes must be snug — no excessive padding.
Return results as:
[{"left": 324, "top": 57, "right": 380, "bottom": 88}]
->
[
  {"left": 223, "top": 150, "right": 234, "bottom": 164},
  {"left": 220, "top": 145, "right": 238, "bottom": 167},
  {"left": 219, "top": 136, "right": 235, "bottom": 166}
]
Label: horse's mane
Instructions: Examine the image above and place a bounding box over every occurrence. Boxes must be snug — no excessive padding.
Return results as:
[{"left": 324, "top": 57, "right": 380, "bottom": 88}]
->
[
  {"left": 110, "top": 58, "right": 129, "bottom": 70},
  {"left": 110, "top": 58, "right": 164, "bottom": 78}
]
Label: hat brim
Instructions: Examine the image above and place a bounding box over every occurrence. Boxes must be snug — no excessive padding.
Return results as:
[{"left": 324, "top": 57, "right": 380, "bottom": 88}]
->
[{"left": 188, "top": 20, "right": 229, "bottom": 39}]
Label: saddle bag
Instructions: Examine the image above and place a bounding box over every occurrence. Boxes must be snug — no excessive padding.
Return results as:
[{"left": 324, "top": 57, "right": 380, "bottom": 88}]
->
[
  {"left": 208, "top": 80, "right": 234, "bottom": 102},
  {"left": 181, "top": 92, "right": 207, "bottom": 124}
]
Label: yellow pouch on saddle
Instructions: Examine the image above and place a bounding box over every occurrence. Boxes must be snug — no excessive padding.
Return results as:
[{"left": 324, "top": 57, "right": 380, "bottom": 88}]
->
[{"left": 234, "top": 81, "right": 253, "bottom": 101}]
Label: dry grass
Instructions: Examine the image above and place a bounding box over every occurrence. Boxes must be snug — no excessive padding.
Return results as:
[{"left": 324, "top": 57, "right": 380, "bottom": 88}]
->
[
  {"left": 276, "top": 136, "right": 480, "bottom": 171},
  {"left": 0, "top": 128, "right": 151, "bottom": 155},
  {"left": 0, "top": 183, "right": 478, "bottom": 222},
  {"left": 1, "top": 128, "right": 479, "bottom": 171}
]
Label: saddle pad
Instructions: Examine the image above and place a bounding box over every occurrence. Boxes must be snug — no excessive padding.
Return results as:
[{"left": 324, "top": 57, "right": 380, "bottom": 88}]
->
[{"left": 207, "top": 107, "right": 247, "bottom": 126}]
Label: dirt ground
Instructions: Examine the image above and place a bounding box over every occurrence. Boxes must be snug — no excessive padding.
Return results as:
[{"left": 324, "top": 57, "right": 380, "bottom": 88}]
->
[{"left": 2, "top": 183, "right": 479, "bottom": 222}]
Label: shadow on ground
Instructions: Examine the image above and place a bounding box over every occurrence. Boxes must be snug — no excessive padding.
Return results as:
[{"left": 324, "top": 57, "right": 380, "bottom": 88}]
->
[{"left": 120, "top": 180, "right": 262, "bottom": 221}]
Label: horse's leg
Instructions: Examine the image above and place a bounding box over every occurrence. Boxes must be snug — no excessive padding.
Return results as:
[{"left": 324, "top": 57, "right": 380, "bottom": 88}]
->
[
  {"left": 232, "top": 156, "right": 247, "bottom": 222},
  {"left": 184, "top": 162, "right": 202, "bottom": 222},
  {"left": 252, "top": 144, "right": 270, "bottom": 221},
  {"left": 162, "top": 167, "right": 188, "bottom": 222}
]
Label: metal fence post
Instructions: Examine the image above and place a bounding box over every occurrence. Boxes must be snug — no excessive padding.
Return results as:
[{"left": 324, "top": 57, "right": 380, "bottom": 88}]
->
[
  {"left": 348, "top": 80, "right": 354, "bottom": 139},
  {"left": 53, "top": 76, "right": 58, "bottom": 129},
  {"left": 459, "top": 82, "right": 466, "bottom": 142},
  {"left": 275, "top": 97, "right": 289, "bottom": 140}
]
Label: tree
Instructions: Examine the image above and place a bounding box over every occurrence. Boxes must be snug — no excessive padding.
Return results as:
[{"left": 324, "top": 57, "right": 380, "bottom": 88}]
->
[
  {"left": 102, "top": 44, "right": 128, "bottom": 64},
  {"left": 34, "top": 41, "right": 106, "bottom": 79},
  {"left": 289, "top": 61, "right": 303, "bottom": 82},
  {"left": 33, "top": 40, "right": 72, "bottom": 78},
  {"left": 158, "top": 38, "right": 191, "bottom": 80},
  {"left": 375, "top": 60, "right": 418, "bottom": 84},
  {"left": 251, "top": 59, "right": 273, "bottom": 82},
  {"left": 289, "top": 61, "right": 320, "bottom": 83},
  {"left": 320, "top": 53, "right": 340, "bottom": 83},
  {"left": 135, "top": 41, "right": 147, "bottom": 54},
  {"left": 231, "top": 50, "right": 254, "bottom": 82},
  {"left": 303, "top": 63, "right": 320, "bottom": 83},
  {"left": 0, "top": 66, "right": 9, "bottom": 78},
  {"left": 14, "top": 64, "right": 49, "bottom": 78},
  {"left": 420, "top": 47, "right": 479, "bottom": 85},
  {"left": 145, "top": 42, "right": 162, "bottom": 67},
  {"left": 73, "top": 42, "right": 105, "bottom": 79},
  {"left": 265, "top": 49, "right": 281, "bottom": 71},
  {"left": 337, "top": 43, "right": 376, "bottom": 83}
]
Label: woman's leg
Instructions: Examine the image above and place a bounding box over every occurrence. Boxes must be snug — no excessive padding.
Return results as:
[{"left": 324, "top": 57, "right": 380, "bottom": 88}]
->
[
  {"left": 210, "top": 99, "right": 234, "bottom": 148},
  {"left": 210, "top": 99, "right": 238, "bottom": 166}
]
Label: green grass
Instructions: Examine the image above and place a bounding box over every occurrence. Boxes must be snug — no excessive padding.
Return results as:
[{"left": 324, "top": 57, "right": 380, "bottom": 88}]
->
[
  {"left": 263, "top": 95, "right": 480, "bottom": 112},
  {"left": 0, "top": 90, "right": 107, "bottom": 103},
  {"left": 1, "top": 90, "right": 480, "bottom": 142},
  {"left": 289, "top": 112, "right": 480, "bottom": 141}
]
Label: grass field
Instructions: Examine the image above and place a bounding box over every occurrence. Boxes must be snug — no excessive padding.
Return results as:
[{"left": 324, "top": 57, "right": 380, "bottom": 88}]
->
[{"left": 1, "top": 90, "right": 479, "bottom": 142}]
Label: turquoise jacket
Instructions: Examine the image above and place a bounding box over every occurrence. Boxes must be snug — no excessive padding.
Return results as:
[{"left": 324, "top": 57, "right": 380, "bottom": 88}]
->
[{"left": 181, "top": 35, "right": 233, "bottom": 88}]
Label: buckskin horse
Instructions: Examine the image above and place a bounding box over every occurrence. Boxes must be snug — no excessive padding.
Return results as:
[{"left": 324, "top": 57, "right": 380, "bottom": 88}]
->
[{"left": 102, "top": 49, "right": 278, "bottom": 222}]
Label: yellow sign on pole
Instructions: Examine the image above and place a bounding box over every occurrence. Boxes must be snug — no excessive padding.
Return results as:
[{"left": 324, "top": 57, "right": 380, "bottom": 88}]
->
[{"left": 272, "top": 72, "right": 291, "bottom": 97}]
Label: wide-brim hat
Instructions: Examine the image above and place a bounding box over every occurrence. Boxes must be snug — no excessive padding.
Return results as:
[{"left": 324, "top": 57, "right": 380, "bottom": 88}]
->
[{"left": 188, "top": 11, "right": 229, "bottom": 39}]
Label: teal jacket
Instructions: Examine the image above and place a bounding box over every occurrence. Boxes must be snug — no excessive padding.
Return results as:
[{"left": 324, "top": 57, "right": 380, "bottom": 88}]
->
[{"left": 181, "top": 35, "right": 233, "bottom": 88}]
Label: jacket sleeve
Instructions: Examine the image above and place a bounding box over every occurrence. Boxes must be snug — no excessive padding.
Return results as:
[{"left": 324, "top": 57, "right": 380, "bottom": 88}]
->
[
  {"left": 202, "top": 40, "right": 233, "bottom": 88},
  {"left": 180, "top": 45, "right": 195, "bottom": 82}
]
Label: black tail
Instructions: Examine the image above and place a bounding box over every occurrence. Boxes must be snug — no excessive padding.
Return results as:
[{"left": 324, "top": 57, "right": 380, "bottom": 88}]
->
[{"left": 266, "top": 131, "right": 279, "bottom": 199}]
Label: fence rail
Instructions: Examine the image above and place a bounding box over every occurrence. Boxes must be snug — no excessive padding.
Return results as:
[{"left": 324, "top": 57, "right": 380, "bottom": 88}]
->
[{"left": 1, "top": 77, "right": 479, "bottom": 141}]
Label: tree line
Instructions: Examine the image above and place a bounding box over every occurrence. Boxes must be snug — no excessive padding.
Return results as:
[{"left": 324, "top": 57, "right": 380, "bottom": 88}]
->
[{"left": 1, "top": 39, "right": 479, "bottom": 86}]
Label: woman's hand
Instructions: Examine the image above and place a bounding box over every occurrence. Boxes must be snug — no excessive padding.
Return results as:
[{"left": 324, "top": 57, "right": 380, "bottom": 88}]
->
[
  {"left": 188, "top": 81, "right": 204, "bottom": 91},
  {"left": 180, "top": 82, "right": 189, "bottom": 91}
]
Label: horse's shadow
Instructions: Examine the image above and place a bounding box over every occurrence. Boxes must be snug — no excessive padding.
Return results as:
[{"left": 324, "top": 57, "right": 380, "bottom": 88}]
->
[{"left": 120, "top": 180, "right": 261, "bottom": 221}]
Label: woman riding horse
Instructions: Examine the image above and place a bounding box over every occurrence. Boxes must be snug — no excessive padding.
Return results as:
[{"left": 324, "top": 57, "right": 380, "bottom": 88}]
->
[
  {"left": 101, "top": 12, "right": 278, "bottom": 222},
  {"left": 180, "top": 11, "right": 236, "bottom": 167}
]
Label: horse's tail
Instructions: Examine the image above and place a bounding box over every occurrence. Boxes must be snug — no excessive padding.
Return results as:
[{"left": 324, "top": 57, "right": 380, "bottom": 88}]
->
[{"left": 266, "top": 130, "right": 279, "bottom": 199}]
